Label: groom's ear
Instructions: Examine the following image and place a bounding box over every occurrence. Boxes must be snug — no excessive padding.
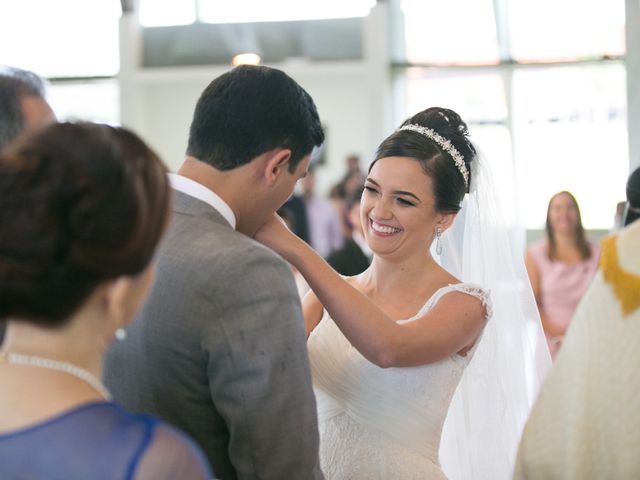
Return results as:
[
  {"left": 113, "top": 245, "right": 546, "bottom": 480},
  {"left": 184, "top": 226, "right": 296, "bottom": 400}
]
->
[{"left": 263, "top": 148, "right": 292, "bottom": 187}]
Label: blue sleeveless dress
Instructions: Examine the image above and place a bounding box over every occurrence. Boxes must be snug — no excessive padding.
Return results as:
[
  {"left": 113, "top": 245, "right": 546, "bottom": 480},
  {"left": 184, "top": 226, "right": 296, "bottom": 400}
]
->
[{"left": 0, "top": 401, "right": 212, "bottom": 479}]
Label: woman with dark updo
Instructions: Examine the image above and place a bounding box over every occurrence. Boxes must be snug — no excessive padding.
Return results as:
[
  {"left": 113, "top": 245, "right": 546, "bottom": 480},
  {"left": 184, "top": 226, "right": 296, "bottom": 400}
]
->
[
  {"left": 0, "top": 122, "right": 211, "bottom": 479},
  {"left": 254, "top": 107, "right": 549, "bottom": 479}
]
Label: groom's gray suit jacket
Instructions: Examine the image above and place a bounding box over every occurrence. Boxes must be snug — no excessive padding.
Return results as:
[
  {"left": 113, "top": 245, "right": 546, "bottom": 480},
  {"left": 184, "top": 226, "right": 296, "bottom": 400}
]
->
[{"left": 104, "top": 189, "right": 323, "bottom": 480}]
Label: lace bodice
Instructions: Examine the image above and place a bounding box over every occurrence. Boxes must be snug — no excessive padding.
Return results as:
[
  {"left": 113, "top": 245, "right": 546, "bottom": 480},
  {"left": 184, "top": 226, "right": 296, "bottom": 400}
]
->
[{"left": 307, "top": 283, "right": 490, "bottom": 479}]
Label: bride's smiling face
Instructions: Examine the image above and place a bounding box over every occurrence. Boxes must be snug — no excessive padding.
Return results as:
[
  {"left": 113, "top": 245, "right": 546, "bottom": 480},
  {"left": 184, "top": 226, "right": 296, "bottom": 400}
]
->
[{"left": 361, "top": 156, "right": 446, "bottom": 258}]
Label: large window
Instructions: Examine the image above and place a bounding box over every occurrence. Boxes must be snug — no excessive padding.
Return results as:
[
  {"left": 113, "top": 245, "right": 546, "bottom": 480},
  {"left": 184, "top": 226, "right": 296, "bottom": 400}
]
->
[
  {"left": 400, "top": 0, "right": 500, "bottom": 65},
  {"left": 0, "top": 0, "right": 120, "bottom": 78},
  {"left": 0, "top": 0, "right": 121, "bottom": 123},
  {"left": 399, "top": 0, "right": 627, "bottom": 231},
  {"left": 513, "top": 64, "right": 627, "bottom": 229},
  {"left": 139, "top": 0, "right": 376, "bottom": 27},
  {"left": 508, "top": 0, "right": 625, "bottom": 62},
  {"left": 47, "top": 80, "right": 120, "bottom": 126}
]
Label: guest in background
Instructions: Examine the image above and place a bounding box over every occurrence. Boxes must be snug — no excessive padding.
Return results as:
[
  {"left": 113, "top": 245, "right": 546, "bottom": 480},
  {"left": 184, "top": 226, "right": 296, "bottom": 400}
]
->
[
  {"left": 327, "top": 187, "right": 372, "bottom": 276},
  {"left": 329, "top": 154, "right": 365, "bottom": 199},
  {"left": 613, "top": 201, "right": 627, "bottom": 231},
  {"left": 345, "top": 153, "right": 364, "bottom": 176},
  {"left": 0, "top": 122, "right": 211, "bottom": 479},
  {"left": 0, "top": 66, "right": 56, "bottom": 348},
  {"left": 278, "top": 207, "right": 311, "bottom": 298},
  {"left": 281, "top": 192, "right": 310, "bottom": 244},
  {"left": 624, "top": 166, "right": 640, "bottom": 226},
  {"left": 300, "top": 166, "right": 345, "bottom": 258},
  {"left": 0, "top": 66, "right": 55, "bottom": 152},
  {"left": 526, "top": 191, "right": 600, "bottom": 359},
  {"left": 329, "top": 161, "right": 366, "bottom": 239},
  {"left": 516, "top": 217, "right": 640, "bottom": 479}
]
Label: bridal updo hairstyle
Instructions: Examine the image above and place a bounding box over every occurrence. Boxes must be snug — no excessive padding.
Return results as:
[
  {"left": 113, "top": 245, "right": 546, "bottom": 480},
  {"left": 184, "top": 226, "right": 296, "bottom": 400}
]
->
[
  {"left": 371, "top": 107, "right": 476, "bottom": 214},
  {"left": 0, "top": 122, "right": 170, "bottom": 326}
]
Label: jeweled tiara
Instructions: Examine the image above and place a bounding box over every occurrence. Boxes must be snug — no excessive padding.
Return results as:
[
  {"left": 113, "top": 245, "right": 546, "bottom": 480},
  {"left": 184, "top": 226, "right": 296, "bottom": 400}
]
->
[{"left": 398, "top": 124, "right": 469, "bottom": 187}]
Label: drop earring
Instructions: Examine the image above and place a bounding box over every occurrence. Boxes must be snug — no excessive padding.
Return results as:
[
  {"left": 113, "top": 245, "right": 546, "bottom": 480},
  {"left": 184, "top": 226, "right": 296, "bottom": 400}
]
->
[{"left": 435, "top": 226, "right": 443, "bottom": 255}]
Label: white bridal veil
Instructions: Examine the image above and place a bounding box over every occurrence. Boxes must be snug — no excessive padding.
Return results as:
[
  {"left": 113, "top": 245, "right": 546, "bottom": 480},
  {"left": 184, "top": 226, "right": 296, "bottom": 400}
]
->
[{"left": 436, "top": 150, "right": 552, "bottom": 479}]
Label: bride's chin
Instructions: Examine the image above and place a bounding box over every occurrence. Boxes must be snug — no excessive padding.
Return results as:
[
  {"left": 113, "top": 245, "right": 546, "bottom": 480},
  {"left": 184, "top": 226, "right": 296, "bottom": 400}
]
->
[{"left": 368, "top": 243, "right": 398, "bottom": 257}]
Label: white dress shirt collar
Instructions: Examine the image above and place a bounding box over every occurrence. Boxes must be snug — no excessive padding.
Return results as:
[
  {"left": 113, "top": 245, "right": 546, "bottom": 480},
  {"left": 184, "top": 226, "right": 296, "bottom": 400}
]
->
[{"left": 168, "top": 173, "right": 236, "bottom": 229}]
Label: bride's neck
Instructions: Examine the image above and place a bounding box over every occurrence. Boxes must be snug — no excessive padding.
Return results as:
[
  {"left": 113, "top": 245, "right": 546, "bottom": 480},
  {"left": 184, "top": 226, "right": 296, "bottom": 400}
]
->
[{"left": 364, "top": 254, "right": 435, "bottom": 293}]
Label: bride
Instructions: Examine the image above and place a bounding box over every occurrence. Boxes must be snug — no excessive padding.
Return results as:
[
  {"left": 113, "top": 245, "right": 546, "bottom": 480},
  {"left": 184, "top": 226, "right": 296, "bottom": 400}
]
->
[{"left": 255, "top": 106, "right": 550, "bottom": 479}]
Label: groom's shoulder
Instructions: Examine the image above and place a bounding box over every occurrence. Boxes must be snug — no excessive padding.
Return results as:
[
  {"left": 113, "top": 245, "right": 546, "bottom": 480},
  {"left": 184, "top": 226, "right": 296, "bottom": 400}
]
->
[
  {"left": 162, "top": 217, "right": 291, "bottom": 277},
  {"left": 206, "top": 225, "right": 286, "bottom": 265}
]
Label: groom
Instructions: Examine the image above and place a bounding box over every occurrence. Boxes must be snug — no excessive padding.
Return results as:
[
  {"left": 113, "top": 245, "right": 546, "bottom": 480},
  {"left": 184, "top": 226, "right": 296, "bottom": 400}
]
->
[{"left": 104, "top": 65, "right": 324, "bottom": 479}]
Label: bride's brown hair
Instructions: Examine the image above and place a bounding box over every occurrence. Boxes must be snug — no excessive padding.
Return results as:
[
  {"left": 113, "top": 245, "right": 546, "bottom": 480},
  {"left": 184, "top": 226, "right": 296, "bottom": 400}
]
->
[{"left": 371, "top": 107, "right": 476, "bottom": 214}]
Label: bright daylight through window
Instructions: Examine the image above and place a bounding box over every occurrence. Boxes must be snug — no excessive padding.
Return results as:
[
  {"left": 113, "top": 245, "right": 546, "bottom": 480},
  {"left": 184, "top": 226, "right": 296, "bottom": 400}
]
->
[{"left": 400, "top": 0, "right": 627, "bottom": 230}]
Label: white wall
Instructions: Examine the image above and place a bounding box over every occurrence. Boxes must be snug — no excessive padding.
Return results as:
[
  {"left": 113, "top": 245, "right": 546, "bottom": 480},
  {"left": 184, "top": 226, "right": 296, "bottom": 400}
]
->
[
  {"left": 118, "top": 3, "right": 392, "bottom": 196},
  {"left": 124, "top": 65, "right": 372, "bottom": 196},
  {"left": 289, "top": 64, "right": 372, "bottom": 195}
]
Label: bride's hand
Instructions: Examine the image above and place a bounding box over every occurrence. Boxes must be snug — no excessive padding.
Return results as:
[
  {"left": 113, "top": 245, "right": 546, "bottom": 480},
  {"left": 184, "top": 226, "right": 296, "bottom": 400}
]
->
[{"left": 254, "top": 214, "right": 299, "bottom": 259}]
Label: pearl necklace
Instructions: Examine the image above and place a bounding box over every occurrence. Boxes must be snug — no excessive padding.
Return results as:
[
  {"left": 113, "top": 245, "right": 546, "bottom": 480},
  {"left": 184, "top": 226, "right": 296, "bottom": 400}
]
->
[{"left": 0, "top": 352, "right": 112, "bottom": 400}]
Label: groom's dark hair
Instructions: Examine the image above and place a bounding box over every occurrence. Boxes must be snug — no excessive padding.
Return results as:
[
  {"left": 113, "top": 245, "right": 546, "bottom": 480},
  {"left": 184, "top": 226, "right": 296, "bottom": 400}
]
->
[{"left": 187, "top": 65, "right": 324, "bottom": 173}]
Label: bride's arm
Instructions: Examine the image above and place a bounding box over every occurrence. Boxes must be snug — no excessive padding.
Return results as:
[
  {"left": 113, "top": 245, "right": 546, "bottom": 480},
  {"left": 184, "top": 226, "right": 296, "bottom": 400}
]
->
[
  {"left": 302, "top": 290, "right": 323, "bottom": 337},
  {"left": 256, "top": 215, "right": 486, "bottom": 367}
]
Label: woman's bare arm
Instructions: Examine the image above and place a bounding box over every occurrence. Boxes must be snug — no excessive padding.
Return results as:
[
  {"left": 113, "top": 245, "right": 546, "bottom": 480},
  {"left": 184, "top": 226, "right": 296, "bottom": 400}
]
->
[{"left": 256, "top": 215, "right": 487, "bottom": 367}]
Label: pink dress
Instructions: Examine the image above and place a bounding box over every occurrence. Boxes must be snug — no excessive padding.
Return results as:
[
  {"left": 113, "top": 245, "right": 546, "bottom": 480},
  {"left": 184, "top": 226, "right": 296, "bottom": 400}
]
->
[{"left": 529, "top": 240, "right": 600, "bottom": 358}]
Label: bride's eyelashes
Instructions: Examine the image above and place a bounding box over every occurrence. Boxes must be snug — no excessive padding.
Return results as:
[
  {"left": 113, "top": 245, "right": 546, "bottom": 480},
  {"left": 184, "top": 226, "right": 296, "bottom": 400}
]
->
[
  {"left": 364, "top": 185, "right": 416, "bottom": 207},
  {"left": 396, "top": 197, "right": 416, "bottom": 207},
  {"left": 364, "top": 185, "right": 378, "bottom": 195}
]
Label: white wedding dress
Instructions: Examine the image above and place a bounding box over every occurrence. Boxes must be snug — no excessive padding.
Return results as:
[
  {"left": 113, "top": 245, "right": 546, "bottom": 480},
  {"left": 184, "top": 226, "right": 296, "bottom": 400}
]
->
[{"left": 307, "top": 283, "right": 491, "bottom": 479}]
